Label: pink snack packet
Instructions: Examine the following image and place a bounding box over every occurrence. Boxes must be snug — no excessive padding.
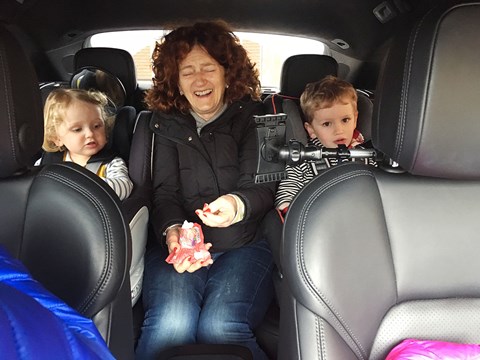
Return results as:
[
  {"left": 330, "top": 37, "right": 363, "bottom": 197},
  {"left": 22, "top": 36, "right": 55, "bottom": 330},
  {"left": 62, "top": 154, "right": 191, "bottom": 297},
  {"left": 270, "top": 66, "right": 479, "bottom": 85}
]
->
[
  {"left": 165, "top": 220, "right": 212, "bottom": 264},
  {"left": 386, "top": 339, "right": 480, "bottom": 359}
]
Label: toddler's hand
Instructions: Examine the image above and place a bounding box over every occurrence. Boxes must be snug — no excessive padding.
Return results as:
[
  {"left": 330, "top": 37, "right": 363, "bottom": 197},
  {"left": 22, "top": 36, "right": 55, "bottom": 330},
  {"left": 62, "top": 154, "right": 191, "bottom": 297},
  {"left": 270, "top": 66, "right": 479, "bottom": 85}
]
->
[{"left": 195, "top": 195, "right": 236, "bottom": 228}]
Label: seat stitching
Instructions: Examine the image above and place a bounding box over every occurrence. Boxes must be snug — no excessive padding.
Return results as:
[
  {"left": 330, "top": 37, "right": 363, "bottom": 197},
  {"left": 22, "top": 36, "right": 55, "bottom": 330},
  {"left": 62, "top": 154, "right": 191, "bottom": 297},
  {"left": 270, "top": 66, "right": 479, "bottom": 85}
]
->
[
  {"left": 0, "top": 43, "right": 17, "bottom": 163},
  {"left": 396, "top": 8, "right": 435, "bottom": 161},
  {"left": 295, "top": 169, "right": 374, "bottom": 359},
  {"left": 39, "top": 169, "right": 115, "bottom": 314},
  {"left": 318, "top": 316, "right": 326, "bottom": 360}
]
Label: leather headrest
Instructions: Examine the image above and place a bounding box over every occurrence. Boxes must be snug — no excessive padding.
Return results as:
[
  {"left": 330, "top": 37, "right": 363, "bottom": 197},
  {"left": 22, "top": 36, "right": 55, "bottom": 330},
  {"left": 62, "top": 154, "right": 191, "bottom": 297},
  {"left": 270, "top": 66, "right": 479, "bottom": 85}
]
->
[
  {"left": 74, "top": 47, "right": 137, "bottom": 102},
  {"left": 280, "top": 54, "right": 338, "bottom": 98},
  {"left": 0, "top": 26, "right": 43, "bottom": 178},
  {"left": 356, "top": 91, "right": 373, "bottom": 142},
  {"left": 71, "top": 67, "right": 126, "bottom": 108},
  {"left": 373, "top": 0, "right": 480, "bottom": 179}
]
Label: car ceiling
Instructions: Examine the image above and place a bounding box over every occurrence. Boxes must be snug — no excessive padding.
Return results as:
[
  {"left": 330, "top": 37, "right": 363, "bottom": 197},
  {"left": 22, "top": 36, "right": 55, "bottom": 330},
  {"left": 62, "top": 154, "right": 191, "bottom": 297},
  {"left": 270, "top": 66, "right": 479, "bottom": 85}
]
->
[{"left": 3, "top": 0, "right": 434, "bottom": 62}]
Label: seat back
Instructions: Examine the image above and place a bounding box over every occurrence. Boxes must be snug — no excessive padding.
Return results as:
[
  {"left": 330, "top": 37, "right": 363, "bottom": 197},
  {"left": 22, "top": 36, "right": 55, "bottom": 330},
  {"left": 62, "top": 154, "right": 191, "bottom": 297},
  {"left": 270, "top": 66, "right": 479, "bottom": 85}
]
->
[
  {"left": 129, "top": 110, "right": 155, "bottom": 204},
  {"left": 71, "top": 54, "right": 149, "bottom": 306},
  {"left": 74, "top": 47, "right": 138, "bottom": 107},
  {"left": 71, "top": 66, "right": 136, "bottom": 163},
  {"left": 0, "top": 25, "right": 134, "bottom": 360},
  {"left": 264, "top": 54, "right": 373, "bottom": 144},
  {"left": 279, "top": 1, "right": 480, "bottom": 359}
]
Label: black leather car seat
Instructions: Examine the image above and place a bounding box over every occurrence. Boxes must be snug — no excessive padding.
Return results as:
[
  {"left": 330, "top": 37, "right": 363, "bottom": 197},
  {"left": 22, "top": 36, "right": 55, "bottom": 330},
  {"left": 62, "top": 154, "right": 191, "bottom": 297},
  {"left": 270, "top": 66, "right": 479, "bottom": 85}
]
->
[
  {"left": 0, "top": 25, "right": 134, "bottom": 360},
  {"left": 278, "top": 1, "right": 480, "bottom": 359},
  {"left": 73, "top": 48, "right": 149, "bottom": 307}
]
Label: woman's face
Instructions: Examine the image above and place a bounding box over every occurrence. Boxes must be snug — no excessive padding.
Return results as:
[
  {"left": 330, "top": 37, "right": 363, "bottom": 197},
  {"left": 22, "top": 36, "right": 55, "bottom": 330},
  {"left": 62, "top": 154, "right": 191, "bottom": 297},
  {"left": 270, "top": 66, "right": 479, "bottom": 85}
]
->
[{"left": 178, "top": 45, "right": 226, "bottom": 121}]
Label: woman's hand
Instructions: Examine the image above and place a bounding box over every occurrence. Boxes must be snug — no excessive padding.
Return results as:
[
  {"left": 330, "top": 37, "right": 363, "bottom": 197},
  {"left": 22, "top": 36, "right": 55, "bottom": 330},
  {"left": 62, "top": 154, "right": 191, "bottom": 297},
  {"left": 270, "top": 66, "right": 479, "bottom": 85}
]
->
[
  {"left": 165, "top": 227, "right": 213, "bottom": 273},
  {"left": 171, "top": 242, "right": 213, "bottom": 273},
  {"left": 195, "top": 195, "right": 237, "bottom": 228}
]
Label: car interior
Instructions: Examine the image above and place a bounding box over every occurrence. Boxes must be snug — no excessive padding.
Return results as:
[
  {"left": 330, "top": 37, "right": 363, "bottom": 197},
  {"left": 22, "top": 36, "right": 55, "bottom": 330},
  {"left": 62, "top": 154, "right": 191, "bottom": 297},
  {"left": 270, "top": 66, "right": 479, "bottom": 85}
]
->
[{"left": 1, "top": 0, "right": 479, "bottom": 359}]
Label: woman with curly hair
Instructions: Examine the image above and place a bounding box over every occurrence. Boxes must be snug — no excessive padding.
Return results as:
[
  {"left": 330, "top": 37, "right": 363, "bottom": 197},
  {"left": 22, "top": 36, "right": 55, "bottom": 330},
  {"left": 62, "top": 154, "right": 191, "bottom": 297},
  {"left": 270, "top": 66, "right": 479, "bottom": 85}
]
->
[{"left": 136, "top": 20, "right": 275, "bottom": 359}]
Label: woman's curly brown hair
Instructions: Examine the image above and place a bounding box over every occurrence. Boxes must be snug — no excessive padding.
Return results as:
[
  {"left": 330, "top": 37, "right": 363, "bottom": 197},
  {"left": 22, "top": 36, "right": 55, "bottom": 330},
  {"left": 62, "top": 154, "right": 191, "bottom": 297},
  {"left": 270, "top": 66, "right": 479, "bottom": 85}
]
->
[{"left": 145, "top": 20, "right": 261, "bottom": 113}]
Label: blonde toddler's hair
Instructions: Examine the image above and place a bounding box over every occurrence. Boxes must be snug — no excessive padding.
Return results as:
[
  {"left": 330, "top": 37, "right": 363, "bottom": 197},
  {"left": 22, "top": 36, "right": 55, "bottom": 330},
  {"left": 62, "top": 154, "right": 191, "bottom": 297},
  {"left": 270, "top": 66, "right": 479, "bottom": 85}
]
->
[{"left": 43, "top": 88, "right": 115, "bottom": 152}]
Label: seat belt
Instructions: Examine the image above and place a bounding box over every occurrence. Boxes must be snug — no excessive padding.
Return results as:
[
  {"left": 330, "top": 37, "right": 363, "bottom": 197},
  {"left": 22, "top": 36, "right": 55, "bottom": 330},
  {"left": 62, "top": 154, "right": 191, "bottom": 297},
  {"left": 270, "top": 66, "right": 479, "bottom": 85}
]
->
[{"left": 85, "top": 162, "right": 107, "bottom": 177}]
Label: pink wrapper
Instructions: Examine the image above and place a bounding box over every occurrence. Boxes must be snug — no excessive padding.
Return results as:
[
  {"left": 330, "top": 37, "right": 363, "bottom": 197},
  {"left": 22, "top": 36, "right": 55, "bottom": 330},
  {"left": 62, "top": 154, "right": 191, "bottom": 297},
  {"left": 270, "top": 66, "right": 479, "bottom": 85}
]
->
[
  {"left": 386, "top": 339, "right": 480, "bottom": 359},
  {"left": 165, "top": 221, "right": 211, "bottom": 264}
]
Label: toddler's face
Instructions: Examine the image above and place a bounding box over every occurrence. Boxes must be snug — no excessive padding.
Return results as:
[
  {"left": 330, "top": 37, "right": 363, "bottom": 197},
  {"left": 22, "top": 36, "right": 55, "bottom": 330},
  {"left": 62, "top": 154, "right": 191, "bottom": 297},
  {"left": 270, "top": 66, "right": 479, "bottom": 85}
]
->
[
  {"left": 305, "top": 100, "right": 358, "bottom": 148},
  {"left": 54, "top": 99, "right": 107, "bottom": 165}
]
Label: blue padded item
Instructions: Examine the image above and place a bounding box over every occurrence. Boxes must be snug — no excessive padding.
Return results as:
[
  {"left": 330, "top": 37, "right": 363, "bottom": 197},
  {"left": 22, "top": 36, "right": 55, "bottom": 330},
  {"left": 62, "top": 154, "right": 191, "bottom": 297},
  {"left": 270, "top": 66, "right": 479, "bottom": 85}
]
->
[{"left": 0, "top": 246, "right": 115, "bottom": 360}]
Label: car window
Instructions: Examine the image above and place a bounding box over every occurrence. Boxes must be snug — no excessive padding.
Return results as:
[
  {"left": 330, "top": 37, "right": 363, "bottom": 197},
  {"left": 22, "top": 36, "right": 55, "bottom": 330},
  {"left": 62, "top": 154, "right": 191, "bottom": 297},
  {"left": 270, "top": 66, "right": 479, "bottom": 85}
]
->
[{"left": 88, "top": 30, "right": 326, "bottom": 93}]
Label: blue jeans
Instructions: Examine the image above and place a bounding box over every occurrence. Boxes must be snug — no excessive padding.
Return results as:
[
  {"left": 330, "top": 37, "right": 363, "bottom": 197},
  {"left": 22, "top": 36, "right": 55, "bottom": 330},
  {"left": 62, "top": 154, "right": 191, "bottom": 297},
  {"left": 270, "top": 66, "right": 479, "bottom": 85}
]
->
[{"left": 135, "top": 239, "right": 275, "bottom": 360}]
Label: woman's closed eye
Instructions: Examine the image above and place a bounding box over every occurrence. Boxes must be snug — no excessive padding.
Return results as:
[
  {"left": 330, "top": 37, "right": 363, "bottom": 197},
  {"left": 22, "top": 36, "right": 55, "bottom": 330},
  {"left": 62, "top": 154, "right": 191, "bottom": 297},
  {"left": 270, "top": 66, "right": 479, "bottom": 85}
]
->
[
  {"left": 203, "top": 65, "right": 216, "bottom": 73},
  {"left": 179, "top": 66, "right": 194, "bottom": 77}
]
